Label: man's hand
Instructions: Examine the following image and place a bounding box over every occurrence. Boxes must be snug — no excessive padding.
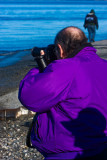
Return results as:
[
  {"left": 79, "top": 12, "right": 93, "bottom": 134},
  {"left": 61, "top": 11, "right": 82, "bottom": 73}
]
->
[{"left": 40, "top": 50, "right": 45, "bottom": 55}]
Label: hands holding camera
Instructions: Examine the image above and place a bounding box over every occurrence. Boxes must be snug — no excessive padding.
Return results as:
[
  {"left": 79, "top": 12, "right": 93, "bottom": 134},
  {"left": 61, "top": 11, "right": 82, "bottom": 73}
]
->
[{"left": 31, "top": 44, "right": 57, "bottom": 73}]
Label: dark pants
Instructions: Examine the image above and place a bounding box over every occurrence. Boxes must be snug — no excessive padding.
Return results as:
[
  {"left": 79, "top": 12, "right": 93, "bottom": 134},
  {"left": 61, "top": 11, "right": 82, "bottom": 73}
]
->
[{"left": 87, "top": 24, "right": 96, "bottom": 42}]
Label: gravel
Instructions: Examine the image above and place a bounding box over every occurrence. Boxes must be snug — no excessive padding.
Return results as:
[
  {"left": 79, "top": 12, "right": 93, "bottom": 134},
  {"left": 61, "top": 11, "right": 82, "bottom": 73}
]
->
[{"left": 0, "top": 114, "right": 44, "bottom": 160}]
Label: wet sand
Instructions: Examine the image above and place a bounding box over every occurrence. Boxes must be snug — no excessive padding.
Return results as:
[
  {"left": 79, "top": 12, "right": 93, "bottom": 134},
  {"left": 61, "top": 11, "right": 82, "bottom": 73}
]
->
[{"left": 0, "top": 53, "right": 36, "bottom": 96}]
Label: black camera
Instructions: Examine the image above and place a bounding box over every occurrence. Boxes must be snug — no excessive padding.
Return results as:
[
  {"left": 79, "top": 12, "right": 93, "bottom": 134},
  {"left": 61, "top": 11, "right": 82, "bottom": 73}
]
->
[{"left": 31, "top": 44, "right": 57, "bottom": 72}]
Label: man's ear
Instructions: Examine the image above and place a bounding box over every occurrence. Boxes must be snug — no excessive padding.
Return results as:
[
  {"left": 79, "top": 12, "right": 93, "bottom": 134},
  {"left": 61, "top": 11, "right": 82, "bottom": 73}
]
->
[{"left": 57, "top": 44, "right": 65, "bottom": 58}]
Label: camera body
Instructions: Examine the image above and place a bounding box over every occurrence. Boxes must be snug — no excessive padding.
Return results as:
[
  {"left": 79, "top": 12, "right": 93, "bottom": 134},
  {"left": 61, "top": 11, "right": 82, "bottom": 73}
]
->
[{"left": 31, "top": 44, "right": 57, "bottom": 72}]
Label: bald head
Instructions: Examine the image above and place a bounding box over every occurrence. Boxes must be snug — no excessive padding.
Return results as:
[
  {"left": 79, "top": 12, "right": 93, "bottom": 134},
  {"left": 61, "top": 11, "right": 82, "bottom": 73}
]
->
[
  {"left": 55, "top": 26, "right": 87, "bottom": 58},
  {"left": 65, "top": 27, "right": 87, "bottom": 41}
]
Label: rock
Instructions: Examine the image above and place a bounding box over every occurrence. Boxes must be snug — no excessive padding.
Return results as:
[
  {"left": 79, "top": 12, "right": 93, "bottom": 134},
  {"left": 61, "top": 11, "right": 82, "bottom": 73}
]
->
[{"left": 0, "top": 90, "right": 21, "bottom": 109}]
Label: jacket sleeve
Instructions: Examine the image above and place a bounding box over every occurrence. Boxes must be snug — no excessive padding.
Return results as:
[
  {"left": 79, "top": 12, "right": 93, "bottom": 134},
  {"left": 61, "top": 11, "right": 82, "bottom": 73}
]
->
[
  {"left": 94, "top": 15, "right": 99, "bottom": 29},
  {"left": 18, "top": 60, "right": 76, "bottom": 113},
  {"left": 84, "top": 15, "right": 88, "bottom": 28}
]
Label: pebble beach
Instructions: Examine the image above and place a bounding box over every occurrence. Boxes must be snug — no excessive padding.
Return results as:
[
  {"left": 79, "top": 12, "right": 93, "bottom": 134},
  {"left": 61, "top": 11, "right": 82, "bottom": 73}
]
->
[
  {"left": 0, "top": 114, "right": 44, "bottom": 160},
  {"left": 0, "top": 40, "right": 107, "bottom": 160}
]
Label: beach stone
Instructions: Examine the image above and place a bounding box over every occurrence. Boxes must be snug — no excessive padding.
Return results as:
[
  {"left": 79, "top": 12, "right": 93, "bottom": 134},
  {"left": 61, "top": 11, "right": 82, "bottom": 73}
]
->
[
  {"left": 0, "top": 90, "right": 21, "bottom": 109},
  {"left": 0, "top": 90, "right": 35, "bottom": 119}
]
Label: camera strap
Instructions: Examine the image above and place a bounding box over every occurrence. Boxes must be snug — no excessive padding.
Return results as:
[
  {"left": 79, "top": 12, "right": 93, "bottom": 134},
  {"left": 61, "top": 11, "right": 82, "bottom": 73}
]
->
[{"left": 26, "top": 114, "right": 37, "bottom": 148}]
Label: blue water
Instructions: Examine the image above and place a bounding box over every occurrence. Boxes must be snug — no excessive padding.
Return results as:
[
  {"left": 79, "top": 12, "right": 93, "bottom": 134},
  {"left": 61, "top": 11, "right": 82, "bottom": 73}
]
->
[{"left": 0, "top": 0, "right": 107, "bottom": 67}]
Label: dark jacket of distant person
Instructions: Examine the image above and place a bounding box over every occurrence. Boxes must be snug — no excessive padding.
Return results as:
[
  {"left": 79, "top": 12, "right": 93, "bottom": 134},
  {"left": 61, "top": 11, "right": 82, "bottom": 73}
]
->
[{"left": 84, "top": 9, "right": 98, "bottom": 29}]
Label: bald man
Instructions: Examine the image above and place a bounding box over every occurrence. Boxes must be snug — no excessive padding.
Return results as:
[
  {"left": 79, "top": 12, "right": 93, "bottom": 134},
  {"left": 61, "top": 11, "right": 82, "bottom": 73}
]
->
[{"left": 19, "top": 26, "right": 107, "bottom": 160}]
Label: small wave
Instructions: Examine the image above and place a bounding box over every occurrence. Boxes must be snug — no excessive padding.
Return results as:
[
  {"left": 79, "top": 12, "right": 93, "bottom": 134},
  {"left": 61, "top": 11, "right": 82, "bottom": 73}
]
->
[
  {"left": 0, "top": 48, "right": 32, "bottom": 56},
  {"left": 0, "top": 16, "right": 85, "bottom": 21}
]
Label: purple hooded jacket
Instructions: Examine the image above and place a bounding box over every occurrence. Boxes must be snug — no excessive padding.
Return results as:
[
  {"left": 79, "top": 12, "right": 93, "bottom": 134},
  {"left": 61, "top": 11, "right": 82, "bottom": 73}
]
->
[{"left": 19, "top": 46, "right": 107, "bottom": 159}]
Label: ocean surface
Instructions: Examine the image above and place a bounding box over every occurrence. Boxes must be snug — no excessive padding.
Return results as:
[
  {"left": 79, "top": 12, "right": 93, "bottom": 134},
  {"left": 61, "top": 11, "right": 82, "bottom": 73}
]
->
[{"left": 0, "top": 0, "right": 107, "bottom": 67}]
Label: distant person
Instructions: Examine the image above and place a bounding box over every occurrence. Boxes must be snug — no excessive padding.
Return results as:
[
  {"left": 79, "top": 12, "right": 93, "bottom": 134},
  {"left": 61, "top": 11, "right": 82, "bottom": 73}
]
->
[
  {"left": 84, "top": 9, "right": 99, "bottom": 42},
  {"left": 19, "top": 26, "right": 107, "bottom": 160}
]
